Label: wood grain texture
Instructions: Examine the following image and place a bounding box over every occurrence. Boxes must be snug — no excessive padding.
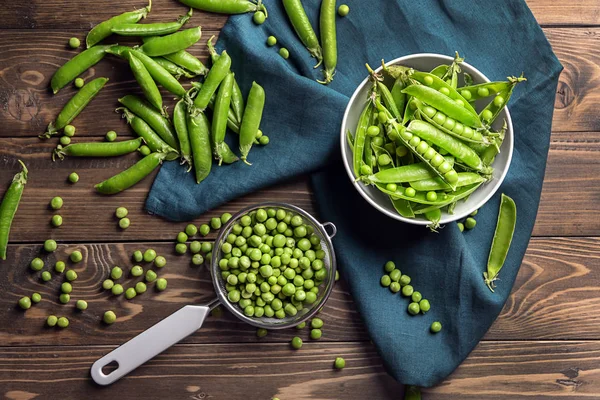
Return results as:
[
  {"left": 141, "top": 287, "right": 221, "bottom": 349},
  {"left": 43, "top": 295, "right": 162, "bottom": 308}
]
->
[
  {"left": 0, "top": 28, "right": 599, "bottom": 137},
  {"left": 0, "top": 238, "right": 598, "bottom": 346},
  {"left": 0, "top": 341, "right": 598, "bottom": 400}
]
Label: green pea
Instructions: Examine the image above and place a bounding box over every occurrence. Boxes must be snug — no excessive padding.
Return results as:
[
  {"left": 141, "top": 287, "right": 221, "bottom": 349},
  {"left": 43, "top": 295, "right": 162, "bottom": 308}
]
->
[
  {"left": 131, "top": 265, "right": 144, "bottom": 277},
  {"left": 310, "top": 318, "right": 323, "bottom": 329},
  {"left": 139, "top": 145, "right": 151, "bottom": 156},
  {"left": 384, "top": 261, "right": 396, "bottom": 272},
  {"left": 133, "top": 250, "right": 143, "bottom": 262},
  {"left": 66, "top": 269, "right": 78, "bottom": 282},
  {"left": 154, "top": 256, "right": 167, "bottom": 268},
  {"left": 74, "top": 77, "right": 85, "bottom": 88},
  {"left": 201, "top": 242, "right": 212, "bottom": 253},
  {"left": 430, "top": 321, "right": 442, "bottom": 333},
  {"left": 470, "top": 210, "right": 478, "bottom": 217},
  {"left": 465, "top": 217, "right": 477, "bottom": 230},
  {"left": 439, "top": 87, "right": 450, "bottom": 96},
  {"left": 41, "top": 271, "right": 52, "bottom": 282},
  {"left": 119, "top": 218, "right": 131, "bottom": 229},
  {"left": 267, "top": 36, "right": 277, "bottom": 46},
  {"left": 47, "top": 315, "right": 58, "bottom": 327},
  {"left": 115, "top": 207, "right": 128, "bottom": 219},
  {"left": 378, "top": 154, "right": 391, "bottom": 166},
  {"left": 145, "top": 270, "right": 157, "bottom": 283},
  {"left": 419, "top": 299, "right": 431, "bottom": 313},
  {"left": 61, "top": 282, "right": 73, "bottom": 294},
  {"left": 360, "top": 164, "right": 372, "bottom": 175},
  {"left": 399, "top": 274, "right": 411, "bottom": 286},
  {"left": 111, "top": 266, "right": 123, "bottom": 280},
  {"left": 31, "top": 292, "right": 42, "bottom": 303},
  {"left": 338, "top": 4, "right": 350, "bottom": 16},
  {"left": 334, "top": 357, "right": 346, "bottom": 369},
  {"left": 102, "top": 279, "right": 114, "bottom": 290},
  {"left": 125, "top": 288, "right": 137, "bottom": 299},
  {"left": 405, "top": 187, "right": 416, "bottom": 198},
  {"left": 30, "top": 258, "right": 44, "bottom": 271},
  {"left": 63, "top": 124, "right": 76, "bottom": 137},
  {"left": 175, "top": 243, "right": 187, "bottom": 254},
  {"left": 310, "top": 328, "right": 322, "bottom": 340},
  {"left": 59, "top": 293, "right": 70, "bottom": 304},
  {"left": 103, "top": 310, "right": 117, "bottom": 324},
  {"left": 411, "top": 291, "right": 422, "bottom": 303},
  {"left": 70, "top": 250, "right": 83, "bottom": 263},
  {"left": 189, "top": 253, "right": 202, "bottom": 266},
  {"left": 386, "top": 183, "right": 397, "bottom": 192},
  {"left": 457, "top": 222, "right": 465, "bottom": 232},
  {"left": 380, "top": 275, "right": 391, "bottom": 287},
  {"left": 177, "top": 232, "right": 188, "bottom": 243},
  {"left": 221, "top": 213, "right": 232, "bottom": 224},
  {"left": 366, "top": 125, "right": 380, "bottom": 137},
  {"left": 291, "top": 336, "right": 303, "bottom": 349},
  {"left": 68, "top": 172, "right": 79, "bottom": 183},
  {"left": 156, "top": 278, "right": 167, "bottom": 291},
  {"left": 210, "top": 217, "right": 222, "bottom": 230},
  {"left": 460, "top": 89, "right": 472, "bottom": 100},
  {"left": 68, "top": 37, "right": 80, "bottom": 48},
  {"left": 57, "top": 317, "right": 69, "bottom": 328},
  {"left": 494, "top": 96, "right": 505, "bottom": 107},
  {"left": 76, "top": 300, "right": 88, "bottom": 310},
  {"left": 100, "top": 129, "right": 117, "bottom": 141},
  {"left": 390, "top": 282, "right": 401, "bottom": 293},
  {"left": 389, "top": 269, "right": 401, "bottom": 282},
  {"left": 253, "top": 10, "right": 266, "bottom": 24},
  {"left": 401, "top": 285, "right": 413, "bottom": 297},
  {"left": 256, "top": 328, "right": 268, "bottom": 338},
  {"left": 135, "top": 282, "right": 147, "bottom": 294},
  {"left": 111, "top": 284, "right": 124, "bottom": 295},
  {"left": 423, "top": 75, "right": 434, "bottom": 86},
  {"left": 50, "top": 196, "right": 63, "bottom": 210},
  {"left": 199, "top": 224, "right": 211, "bottom": 236},
  {"left": 279, "top": 48, "right": 290, "bottom": 59},
  {"left": 18, "top": 296, "right": 32, "bottom": 309},
  {"left": 426, "top": 191, "right": 438, "bottom": 202},
  {"left": 183, "top": 224, "right": 198, "bottom": 237},
  {"left": 408, "top": 302, "right": 420, "bottom": 315}
]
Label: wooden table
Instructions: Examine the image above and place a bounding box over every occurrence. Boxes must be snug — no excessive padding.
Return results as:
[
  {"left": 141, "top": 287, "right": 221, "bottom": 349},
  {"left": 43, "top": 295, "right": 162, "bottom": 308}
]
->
[{"left": 0, "top": 1, "right": 598, "bottom": 399}]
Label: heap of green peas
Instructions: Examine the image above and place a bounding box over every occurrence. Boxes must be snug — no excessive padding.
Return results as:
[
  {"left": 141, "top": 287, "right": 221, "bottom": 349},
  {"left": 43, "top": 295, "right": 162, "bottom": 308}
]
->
[
  {"left": 381, "top": 261, "right": 431, "bottom": 316},
  {"left": 216, "top": 207, "right": 328, "bottom": 320}
]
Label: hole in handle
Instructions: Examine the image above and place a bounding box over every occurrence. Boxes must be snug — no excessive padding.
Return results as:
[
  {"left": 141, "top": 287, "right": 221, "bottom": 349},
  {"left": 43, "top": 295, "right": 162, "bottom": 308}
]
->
[
  {"left": 322, "top": 222, "right": 337, "bottom": 239},
  {"left": 101, "top": 360, "right": 119, "bottom": 376}
]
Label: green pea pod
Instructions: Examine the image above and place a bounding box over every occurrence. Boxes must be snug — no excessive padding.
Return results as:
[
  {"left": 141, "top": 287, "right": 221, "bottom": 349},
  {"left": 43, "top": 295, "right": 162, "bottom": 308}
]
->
[
  {"left": 187, "top": 112, "right": 212, "bottom": 184},
  {"left": 192, "top": 82, "right": 248, "bottom": 141},
  {"left": 361, "top": 156, "right": 454, "bottom": 185},
  {"left": 407, "top": 120, "right": 490, "bottom": 173},
  {"left": 177, "top": 0, "right": 267, "bottom": 15},
  {"left": 140, "top": 27, "right": 202, "bottom": 57},
  {"left": 143, "top": 36, "right": 208, "bottom": 75},
  {"left": 95, "top": 152, "right": 167, "bottom": 195},
  {"left": 192, "top": 50, "right": 232, "bottom": 112},
  {"left": 107, "top": 46, "right": 186, "bottom": 97},
  {"left": 42, "top": 77, "right": 108, "bottom": 138},
  {"left": 480, "top": 77, "right": 526, "bottom": 125},
  {"left": 484, "top": 193, "right": 517, "bottom": 292},
  {"left": 416, "top": 102, "right": 486, "bottom": 144},
  {"left": 119, "top": 108, "right": 178, "bottom": 158},
  {"left": 412, "top": 183, "right": 482, "bottom": 215},
  {"left": 220, "top": 143, "right": 240, "bottom": 164},
  {"left": 409, "top": 172, "right": 486, "bottom": 192},
  {"left": 363, "top": 136, "right": 374, "bottom": 169},
  {"left": 353, "top": 101, "right": 373, "bottom": 177},
  {"left": 346, "top": 129, "right": 354, "bottom": 148},
  {"left": 111, "top": 9, "right": 192, "bottom": 36},
  {"left": 460, "top": 76, "right": 526, "bottom": 102},
  {"left": 382, "top": 64, "right": 413, "bottom": 81},
  {"left": 118, "top": 95, "right": 179, "bottom": 150},
  {"left": 390, "top": 77, "right": 406, "bottom": 120},
  {"left": 402, "top": 84, "right": 481, "bottom": 128},
  {"left": 409, "top": 70, "right": 478, "bottom": 117},
  {"left": 481, "top": 121, "right": 507, "bottom": 165},
  {"left": 283, "top": 0, "right": 323, "bottom": 67},
  {"left": 173, "top": 100, "right": 192, "bottom": 167},
  {"left": 127, "top": 52, "right": 164, "bottom": 114},
  {"left": 391, "top": 198, "right": 415, "bottom": 218},
  {"left": 213, "top": 73, "right": 235, "bottom": 165},
  {"left": 318, "top": 0, "right": 337, "bottom": 85},
  {"left": 0, "top": 161, "right": 27, "bottom": 260},
  {"left": 50, "top": 45, "right": 112, "bottom": 94},
  {"left": 430, "top": 65, "right": 448, "bottom": 79},
  {"left": 239, "top": 82, "right": 265, "bottom": 164},
  {"left": 53, "top": 138, "right": 143, "bottom": 161},
  {"left": 440, "top": 52, "right": 463, "bottom": 89},
  {"left": 375, "top": 183, "right": 452, "bottom": 205},
  {"left": 424, "top": 208, "right": 442, "bottom": 232},
  {"left": 152, "top": 57, "right": 197, "bottom": 79},
  {"left": 207, "top": 36, "right": 245, "bottom": 124},
  {"left": 86, "top": 0, "right": 151, "bottom": 48},
  {"left": 367, "top": 64, "right": 401, "bottom": 120}
]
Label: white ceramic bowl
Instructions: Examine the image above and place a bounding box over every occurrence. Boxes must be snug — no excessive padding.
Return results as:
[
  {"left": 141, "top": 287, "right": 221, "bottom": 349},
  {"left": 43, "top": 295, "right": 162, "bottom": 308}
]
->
[{"left": 340, "top": 54, "right": 514, "bottom": 225}]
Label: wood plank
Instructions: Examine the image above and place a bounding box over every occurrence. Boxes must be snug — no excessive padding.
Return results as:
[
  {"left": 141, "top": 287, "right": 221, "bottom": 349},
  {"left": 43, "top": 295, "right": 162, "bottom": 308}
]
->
[
  {"left": 0, "top": 28, "right": 600, "bottom": 138},
  {"left": 0, "top": 0, "right": 599, "bottom": 28},
  {"left": 0, "top": 238, "right": 598, "bottom": 346},
  {"left": 0, "top": 341, "right": 598, "bottom": 399}
]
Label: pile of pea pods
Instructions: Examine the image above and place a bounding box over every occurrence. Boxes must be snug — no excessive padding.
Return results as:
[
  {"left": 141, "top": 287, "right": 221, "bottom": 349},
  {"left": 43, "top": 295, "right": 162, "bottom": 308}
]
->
[
  {"left": 41, "top": 0, "right": 271, "bottom": 195},
  {"left": 350, "top": 53, "right": 526, "bottom": 229}
]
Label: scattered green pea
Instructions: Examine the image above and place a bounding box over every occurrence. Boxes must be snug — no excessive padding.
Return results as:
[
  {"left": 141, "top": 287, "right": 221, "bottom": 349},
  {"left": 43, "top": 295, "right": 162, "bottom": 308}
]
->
[
  {"left": 190, "top": 241, "right": 202, "bottom": 254},
  {"left": 465, "top": 217, "right": 477, "bottom": 230},
  {"left": 430, "top": 321, "right": 442, "bottom": 333},
  {"left": 296, "top": 322, "right": 306, "bottom": 329},
  {"left": 50, "top": 196, "right": 63, "bottom": 210},
  {"left": 457, "top": 222, "right": 464, "bottom": 232},
  {"left": 111, "top": 266, "right": 122, "bottom": 280},
  {"left": 111, "top": 284, "right": 124, "bottom": 295},
  {"left": 143, "top": 249, "right": 157, "bottom": 262},
  {"left": 310, "top": 329, "right": 322, "bottom": 340},
  {"left": 135, "top": 282, "right": 147, "bottom": 294},
  {"left": 61, "top": 282, "right": 73, "bottom": 294},
  {"left": 175, "top": 243, "right": 187, "bottom": 254},
  {"left": 59, "top": 293, "right": 70, "bottom": 304},
  {"left": 74, "top": 77, "right": 85, "bottom": 88},
  {"left": 311, "top": 318, "right": 323, "bottom": 329},
  {"left": 139, "top": 145, "right": 151, "bottom": 156},
  {"left": 185, "top": 224, "right": 198, "bottom": 237},
  {"left": 70, "top": 250, "right": 82, "bottom": 263},
  {"left": 18, "top": 296, "right": 32, "bottom": 309},
  {"left": 131, "top": 265, "right": 144, "bottom": 277},
  {"left": 199, "top": 224, "right": 210, "bottom": 236},
  {"left": 68, "top": 172, "right": 79, "bottom": 183},
  {"left": 57, "top": 317, "right": 69, "bottom": 328},
  {"left": 103, "top": 310, "right": 117, "bottom": 324},
  {"left": 47, "top": 315, "right": 58, "bottom": 327},
  {"left": 419, "top": 299, "right": 431, "bottom": 313},
  {"left": 65, "top": 269, "right": 78, "bottom": 282},
  {"left": 334, "top": 357, "right": 346, "bottom": 369},
  {"left": 338, "top": 4, "right": 350, "bottom": 16},
  {"left": 380, "top": 275, "right": 391, "bottom": 287},
  {"left": 30, "top": 258, "right": 44, "bottom": 271},
  {"left": 291, "top": 336, "right": 303, "bottom": 349},
  {"left": 259, "top": 135, "right": 270, "bottom": 145},
  {"left": 470, "top": 210, "right": 478, "bottom": 217},
  {"left": 267, "top": 36, "right": 277, "bottom": 46},
  {"left": 408, "top": 302, "right": 420, "bottom": 315},
  {"left": 256, "top": 328, "right": 268, "bottom": 338},
  {"left": 40, "top": 271, "right": 51, "bottom": 282},
  {"left": 399, "top": 274, "right": 411, "bottom": 286},
  {"left": 253, "top": 10, "right": 266, "bottom": 24},
  {"left": 145, "top": 270, "right": 157, "bottom": 282},
  {"left": 76, "top": 300, "right": 88, "bottom": 310},
  {"left": 401, "top": 285, "right": 414, "bottom": 297},
  {"left": 119, "top": 218, "right": 131, "bottom": 230},
  {"left": 154, "top": 256, "right": 167, "bottom": 268},
  {"left": 221, "top": 213, "right": 232, "bottom": 224},
  {"left": 68, "top": 37, "right": 80, "bottom": 48},
  {"left": 102, "top": 279, "right": 114, "bottom": 290},
  {"left": 64, "top": 124, "right": 76, "bottom": 137},
  {"left": 279, "top": 48, "right": 290, "bottom": 59},
  {"left": 156, "top": 278, "right": 167, "bottom": 291},
  {"left": 31, "top": 293, "right": 42, "bottom": 303},
  {"left": 51, "top": 215, "right": 63, "bottom": 227},
  {"left": 55, "top": 261, "right": 66, "bottom": 273},
  {"left": 201, "top": 242, "right": 212, "bottom": 253},
  {"left": 411, "top": 291, "right": 422, "bottom": 303},
  {"left": 192, "top": 254, "right": 204, "bottom": 266},
  {"left": 133, "top": 250, "right": 143, "bottom": 262},
  {"left": 61, "top": 136, "right": 71, "bottom": 145},
  {"left": 125, "top": 288, "right": 137, "bottom": 299},
  {"left": 115, "top": 207, "right": 128, "bottom": 219},
  {"left": 105, "top": 131, "right": 117, "bottom": 142},
  {"left": 389, "top": 282, "right": 401, "bottom": 293}
]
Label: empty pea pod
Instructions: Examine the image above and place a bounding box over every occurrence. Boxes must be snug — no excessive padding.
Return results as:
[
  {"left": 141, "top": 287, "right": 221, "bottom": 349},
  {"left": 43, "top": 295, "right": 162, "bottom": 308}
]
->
[
  {"left": 353, "top": 101, "right": 374, "bottom": 177},
  {"left": 177, "top": 0, "right": 267, "bottom": 16},
  {"left": 152, "top": 57, "right": 197, "bottom": 79},
  {"left": 118, "top": 95, "right": 179, "bottom": 150},
  {"left": 239, "top": 82, "right": 265, "bottom": 164},
  {"left": 213, "top": 72, "right": 235, "bottom": 165},
  {"left": 107, "top": 46, "right": 186, "bottom": 97},
  {"left": 408, "top": 120, "right": 491, "bottom": 174},
  {"left": 42, "top": 77, "right": 109, "bottom": 138},
  {"left": 440, "top": 52, "right": 463, "bottom": 89},
  {"left": 484, "top": 194, "right": 517, "bottom": 292},
  {"left": 50, "top": 45, "right": 111, "bottom": 94},
  {"left": 173, "top": 100, "right": 192, "bottom": 167},
  {"left": 409, "top": 172, "right": 486, "bottom": 192},
  {"left": 283, "top": 0, "right": 323, "bottom": 67},
  {"left": 0, "top": 161, "right": 27, "bottom": 260},
  {"left": 96, "top": 152, "right": 167, "bottom": 194},
  {"left": 86, "top": 0, "right": 151, "bottom": 48},
  {"left": 119, "top": 108, "right": 178, "bottom": 159},
  {"left": 53, "top": 138, "right": 143, "bottom": 161},
  {"left": 318, "top": 0, "right": 337, "bottom": 85},
  {"left": 361, "top": 156, "right": 454, "bottom": 185},
  {"left": 416, "top": 102, "right": 486, "bottom": 144},
  {"left": 409, "top": 70, "right": 478, "bottom": 117},
  {"left": 192, "top": 50, "right": 232, "bottom": 112},
  {"left": 140, "top": 27, "right": 202, "bottom": 57},
  {"left": 187, "top": 112, "right": 212, "bottom": 184},
  {"left": 111, "top": 9, "right": 192, "bottom": 36}
]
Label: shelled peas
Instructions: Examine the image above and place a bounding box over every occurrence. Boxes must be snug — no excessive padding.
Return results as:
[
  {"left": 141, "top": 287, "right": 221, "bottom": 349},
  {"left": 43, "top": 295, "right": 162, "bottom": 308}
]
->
[
  {"left": 217, "top": 207, "right": 328, "bottom": 320},
  {"left": 380, "top": 261, "right": 432, "bottom": 316}
]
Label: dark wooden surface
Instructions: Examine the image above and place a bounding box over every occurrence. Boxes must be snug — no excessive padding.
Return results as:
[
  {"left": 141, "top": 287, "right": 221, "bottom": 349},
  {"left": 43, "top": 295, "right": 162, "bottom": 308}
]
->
[{"left": 0, "top": 1, "right": 599, "bottom": 399}]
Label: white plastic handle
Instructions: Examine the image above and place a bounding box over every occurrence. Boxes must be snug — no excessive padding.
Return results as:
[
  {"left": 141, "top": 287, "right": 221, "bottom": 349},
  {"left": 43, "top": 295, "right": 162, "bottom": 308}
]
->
[{"left": 91, "top": 304, "right": 212, "bottom": 385}]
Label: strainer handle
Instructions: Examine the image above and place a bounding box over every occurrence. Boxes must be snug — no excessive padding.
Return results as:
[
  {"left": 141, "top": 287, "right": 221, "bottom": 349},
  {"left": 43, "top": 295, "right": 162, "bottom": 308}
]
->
[
  {"left": 322, "top": 222, "right": 337, "bottom": 238},
  {"left": 90, "top": 303, "right": 215, "bottom": 386}
]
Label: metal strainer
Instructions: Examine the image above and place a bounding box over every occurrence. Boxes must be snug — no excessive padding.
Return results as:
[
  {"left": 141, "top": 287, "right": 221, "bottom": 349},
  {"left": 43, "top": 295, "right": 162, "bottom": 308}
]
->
[{"left": 91, "top": 203, "right": 337, "bottom": 385}]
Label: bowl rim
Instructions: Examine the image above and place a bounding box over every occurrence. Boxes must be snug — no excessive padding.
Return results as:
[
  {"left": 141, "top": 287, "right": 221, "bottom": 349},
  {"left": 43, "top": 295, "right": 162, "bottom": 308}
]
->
[{"left": 340, "top": 53, "right": 514, "bottom": 225}]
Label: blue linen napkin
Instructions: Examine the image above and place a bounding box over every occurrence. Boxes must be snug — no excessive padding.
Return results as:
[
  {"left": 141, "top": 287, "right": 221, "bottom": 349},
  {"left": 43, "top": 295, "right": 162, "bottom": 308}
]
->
[{"left": 147, "top": 0, "right": 562, "bottom": 387}]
